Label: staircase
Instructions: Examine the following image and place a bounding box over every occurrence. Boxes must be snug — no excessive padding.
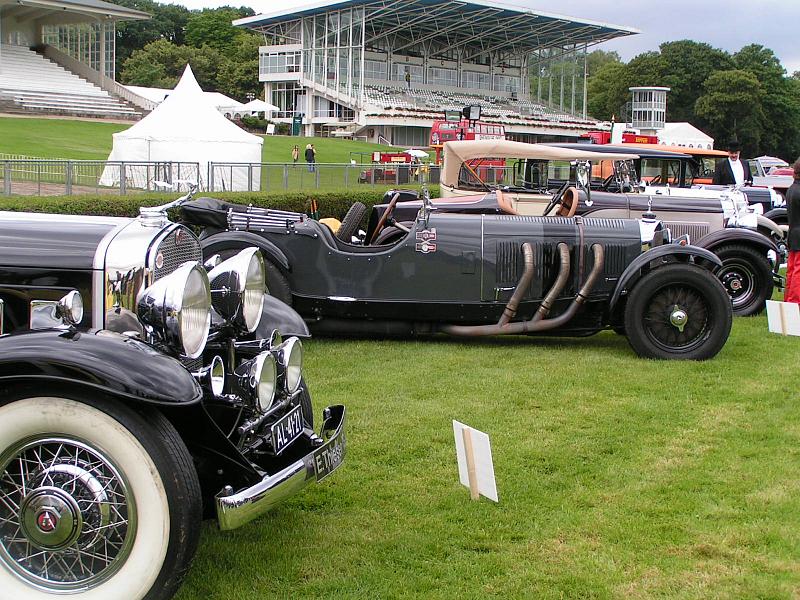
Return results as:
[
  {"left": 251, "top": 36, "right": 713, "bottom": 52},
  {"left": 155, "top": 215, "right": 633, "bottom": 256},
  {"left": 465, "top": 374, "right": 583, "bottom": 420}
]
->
[{"left": 0, "top": 44, "right": 141, "bottom": 120}]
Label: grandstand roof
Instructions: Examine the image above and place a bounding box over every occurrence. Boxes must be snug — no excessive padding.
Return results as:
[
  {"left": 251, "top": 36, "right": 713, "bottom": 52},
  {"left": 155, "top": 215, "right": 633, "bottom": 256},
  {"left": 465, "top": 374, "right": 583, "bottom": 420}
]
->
[
  {"left": 0, "top": 0, "right": 150, "bottom": 22},
  {"left": 235, "top": 0, "right": 638, "bottom": 55}
]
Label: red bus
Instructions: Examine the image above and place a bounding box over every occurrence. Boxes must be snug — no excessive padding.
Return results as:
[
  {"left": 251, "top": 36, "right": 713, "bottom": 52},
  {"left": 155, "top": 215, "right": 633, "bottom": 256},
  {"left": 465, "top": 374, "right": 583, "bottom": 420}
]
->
[
  {"left": 580, "top": 130, "right": 659, "bottom": 145},
  {"left": 430, "top": 119, "right": 506, "bottom": 164}
]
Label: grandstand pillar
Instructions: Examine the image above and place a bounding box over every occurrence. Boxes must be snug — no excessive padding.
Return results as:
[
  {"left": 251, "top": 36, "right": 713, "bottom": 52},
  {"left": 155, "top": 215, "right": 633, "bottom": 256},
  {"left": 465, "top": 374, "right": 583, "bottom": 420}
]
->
[{"left": 99, "top": 20, "right": 106, "bottom": 83}]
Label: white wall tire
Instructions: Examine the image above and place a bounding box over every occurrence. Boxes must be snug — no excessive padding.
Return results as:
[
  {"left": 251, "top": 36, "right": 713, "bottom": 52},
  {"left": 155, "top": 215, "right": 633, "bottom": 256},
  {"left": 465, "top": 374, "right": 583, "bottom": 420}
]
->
[{"left": 0, "top": 396, "right": 201, "bottom": 600}]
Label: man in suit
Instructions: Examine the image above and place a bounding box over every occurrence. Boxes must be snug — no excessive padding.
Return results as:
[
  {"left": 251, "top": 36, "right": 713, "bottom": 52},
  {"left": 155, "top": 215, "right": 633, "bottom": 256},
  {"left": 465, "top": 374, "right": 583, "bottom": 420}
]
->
[
  {"left": 712, "top": 139, "right": 752, "bottom": 186},
  {"left": 784, "top": 158, "right": 800, "bottom": 303}
]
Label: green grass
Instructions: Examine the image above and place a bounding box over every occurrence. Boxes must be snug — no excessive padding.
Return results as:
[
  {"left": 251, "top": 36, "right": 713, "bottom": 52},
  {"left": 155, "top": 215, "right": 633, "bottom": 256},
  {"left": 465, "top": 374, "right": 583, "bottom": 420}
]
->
[
  {"left": 176, "top": 312, "right": 800, "bottom": 600},
  {"left": 0, "top": 116, "right": 399, "bottom": 163}
]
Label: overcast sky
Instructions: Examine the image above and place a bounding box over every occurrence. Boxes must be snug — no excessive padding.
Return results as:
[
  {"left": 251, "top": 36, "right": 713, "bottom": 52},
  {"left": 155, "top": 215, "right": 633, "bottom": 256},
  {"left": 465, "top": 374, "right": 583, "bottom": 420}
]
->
[{"left": 175, "top": 0, "right": 800, "bottom": 74}]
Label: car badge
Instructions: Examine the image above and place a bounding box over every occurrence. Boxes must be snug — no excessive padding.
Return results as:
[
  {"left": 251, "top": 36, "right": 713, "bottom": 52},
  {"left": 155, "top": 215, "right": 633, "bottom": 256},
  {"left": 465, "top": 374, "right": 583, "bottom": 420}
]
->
[
  {"left": 416, "top": 228, "right": 437, "bottom": 242},
  {"left": 37, "top": 510, "right": 57, "bottom": 533},
  {"left": 416, "top": 241, "right": 437, "bottom": 254},
  {"left": 155, "top": 252, "right": 165, "bottom": 269},
  {"left": 175, "top": 229, "right": 184, "bottom": 243}
]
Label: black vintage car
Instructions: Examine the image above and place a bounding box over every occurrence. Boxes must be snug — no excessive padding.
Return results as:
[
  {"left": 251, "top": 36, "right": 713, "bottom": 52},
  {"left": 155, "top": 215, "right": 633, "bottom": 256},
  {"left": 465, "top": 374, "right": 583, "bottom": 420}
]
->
[
  {"left": 386, "top": 141, "right": 784, "bottom": 317},
  {"left": 0, "top": 204, "right": 346, "bottom": 599},
  {"left": 182, "top": 191, "right": 733, "bottom": 361}
]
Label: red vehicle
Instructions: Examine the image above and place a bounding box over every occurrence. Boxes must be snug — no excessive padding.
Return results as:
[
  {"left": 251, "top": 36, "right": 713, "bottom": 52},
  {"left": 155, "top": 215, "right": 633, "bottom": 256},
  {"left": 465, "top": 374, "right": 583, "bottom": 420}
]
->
[
  {"left": 430, "top": 119, "right": 505, "bottom": 164},
  {"left": 358, "top": 151, "right": 421, "bottom": 184},
  {"left": 581, "top": 130, "right": 659, "bottom": 145}
]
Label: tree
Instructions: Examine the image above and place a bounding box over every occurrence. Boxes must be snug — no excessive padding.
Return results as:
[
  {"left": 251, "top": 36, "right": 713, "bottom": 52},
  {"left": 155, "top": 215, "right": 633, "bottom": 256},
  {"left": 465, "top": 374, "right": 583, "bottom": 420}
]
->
[
  {"left": 120, "top": 39, "right": 225, "bottom": 92},
  {"left": 114, "top": 0, "right": 191, "bottom": 73},
  {"left": 695, "top": 70, "right": 764, "bottom": 154},
  {"left": 184, "top": 6, "right": 255, "bottom": 54},
  {"left": 216, "top": 33, "right": 262, "bottom": 101},
  {"left": 586, "top": 49, "right": 621, "bottom": 77},
  {"left": 587, "top": 62, "right": 629, "bottom": 120}
]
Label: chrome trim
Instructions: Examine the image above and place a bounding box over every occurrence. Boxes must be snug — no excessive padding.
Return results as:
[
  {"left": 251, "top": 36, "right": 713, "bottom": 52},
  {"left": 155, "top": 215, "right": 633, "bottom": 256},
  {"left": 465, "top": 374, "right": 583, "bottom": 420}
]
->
[
  {"left": 30, "top": 301, "right": 67, "bottom": 329},
  {"left": 216, "top": 405, "right": 346, "bottom": 531},
  {"left": 0, "top": 299, "right": 4, "bottom": 335}
]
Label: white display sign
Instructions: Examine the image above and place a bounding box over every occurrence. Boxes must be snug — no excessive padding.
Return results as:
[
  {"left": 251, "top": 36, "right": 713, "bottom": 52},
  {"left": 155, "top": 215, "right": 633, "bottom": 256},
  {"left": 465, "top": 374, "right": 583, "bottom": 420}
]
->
[
  {"left": 453, "top": 421, "right": 498, "bottom": 502},
  {"left": 767, "top": 301, "right": 800, "bottom": 336}
]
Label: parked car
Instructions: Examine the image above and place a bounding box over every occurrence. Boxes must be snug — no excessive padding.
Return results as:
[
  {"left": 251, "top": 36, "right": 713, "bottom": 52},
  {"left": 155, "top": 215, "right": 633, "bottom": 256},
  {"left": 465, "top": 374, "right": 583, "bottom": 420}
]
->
[
  {"left": 181, "top": 186, "right": 733, "bottom": 361},
  {"left": 397, "top": 140, "right": 781, "bottom": 316},
  {"left": 0, "top": 199, "right": 346, "bottom": 600}
]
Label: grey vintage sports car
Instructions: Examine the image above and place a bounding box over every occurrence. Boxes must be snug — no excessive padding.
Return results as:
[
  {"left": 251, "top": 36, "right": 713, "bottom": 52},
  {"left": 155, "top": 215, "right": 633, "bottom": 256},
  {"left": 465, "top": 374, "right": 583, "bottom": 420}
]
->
[{"left": 181, "top": 185, "right": 733, "bottom": 361}]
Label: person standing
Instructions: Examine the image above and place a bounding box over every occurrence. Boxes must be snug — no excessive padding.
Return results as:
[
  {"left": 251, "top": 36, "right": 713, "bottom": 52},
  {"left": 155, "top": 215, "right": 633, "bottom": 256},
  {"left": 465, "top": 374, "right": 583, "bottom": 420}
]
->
[
  {"left": 784, "top": 158, "right": 800, "bottom": 303},
  {"left": 305, "top": 143, "right": 316, "bottom": 173},
  {"left": 404, "top": 68, "right": 411, "bottom": 90},
  {"left": 712, "top": 139, "right": 752, "bottom": 186},
  {"left": 291, "top": 145, "right": 299, "bottom": 164}
]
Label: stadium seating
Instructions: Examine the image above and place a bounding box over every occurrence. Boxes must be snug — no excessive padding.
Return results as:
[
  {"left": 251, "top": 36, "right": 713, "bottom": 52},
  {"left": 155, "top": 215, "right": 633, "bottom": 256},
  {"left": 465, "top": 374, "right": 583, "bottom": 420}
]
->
[
  {"left": 0, "top": 45, "right": 140, "bottom": 119},
  {"left": 362, "top": 84, "right": 594, "bottom": 127}
]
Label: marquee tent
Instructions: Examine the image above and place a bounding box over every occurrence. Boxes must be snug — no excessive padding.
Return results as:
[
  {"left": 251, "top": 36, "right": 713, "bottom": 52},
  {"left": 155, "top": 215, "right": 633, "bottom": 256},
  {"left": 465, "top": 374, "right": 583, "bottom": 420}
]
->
[
  {"left": 100, "top": 65, "right": 263, "bottom": 191},
  {"left": 657, "top": 122, "right": 714, "bottom": 150}
]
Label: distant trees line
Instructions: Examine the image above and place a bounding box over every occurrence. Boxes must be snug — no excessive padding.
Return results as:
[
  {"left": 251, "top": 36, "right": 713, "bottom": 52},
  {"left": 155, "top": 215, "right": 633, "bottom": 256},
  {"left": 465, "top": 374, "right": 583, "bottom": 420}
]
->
[
  {"left": 585, "top": 42, "right": 800, "bottom": 160},
  {"left": 115, "top": 3, "right": 800, "bottom": 159}
]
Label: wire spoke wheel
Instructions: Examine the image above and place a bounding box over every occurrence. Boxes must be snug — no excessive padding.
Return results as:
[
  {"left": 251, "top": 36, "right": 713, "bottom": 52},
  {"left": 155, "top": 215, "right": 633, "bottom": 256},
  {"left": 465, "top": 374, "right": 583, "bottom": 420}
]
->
[
  {"left": 642, "top": 284, "right": 710, "bottom": 353},
  {"left": 0, "top": 437, "right": 135, "bottom": 592}
]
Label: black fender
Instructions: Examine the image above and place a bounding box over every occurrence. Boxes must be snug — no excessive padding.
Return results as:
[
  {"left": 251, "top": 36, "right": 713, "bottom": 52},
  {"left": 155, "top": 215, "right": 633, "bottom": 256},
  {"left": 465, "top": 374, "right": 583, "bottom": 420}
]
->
[
  {"left": 0, "top": 328, "right": 202, "bottom": 406},
  {"left": 764, "top": 207, "right": 787, "bottom": 224},
  {"left": 695, "top": 228, "right": 779, "bottom": 254},
  {"left": 200, "top": 231, "right": 290, "bottom": 272},
  {"left": 609, "top": 245, "right": 723, "bottom": 313},
  {"left": 255, "top": 294, "right": 310, "bottom": 339}
]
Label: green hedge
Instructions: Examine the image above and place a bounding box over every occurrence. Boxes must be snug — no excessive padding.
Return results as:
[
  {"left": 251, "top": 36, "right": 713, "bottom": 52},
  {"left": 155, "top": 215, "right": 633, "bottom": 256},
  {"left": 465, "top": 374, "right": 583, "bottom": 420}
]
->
[{"left": 0, "top": 187, "right": 439, "bottom": 221}]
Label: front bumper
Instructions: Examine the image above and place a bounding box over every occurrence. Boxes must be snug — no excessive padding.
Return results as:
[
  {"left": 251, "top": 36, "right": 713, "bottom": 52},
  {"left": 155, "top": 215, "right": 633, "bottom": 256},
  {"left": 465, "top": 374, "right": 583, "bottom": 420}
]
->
[{"left": 215, "top": 405, "right": 346, "bottom": 531}]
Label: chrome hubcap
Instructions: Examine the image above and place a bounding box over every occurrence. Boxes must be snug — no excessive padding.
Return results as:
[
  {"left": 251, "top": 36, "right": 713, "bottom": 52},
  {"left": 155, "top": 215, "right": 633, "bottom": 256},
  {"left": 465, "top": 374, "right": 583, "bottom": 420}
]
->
[
  {"left": 669, "top": 306, "right": 689, "bottom": 332},
  {"left": 0, "top": 437, "right": 136, "bottom": 591}
]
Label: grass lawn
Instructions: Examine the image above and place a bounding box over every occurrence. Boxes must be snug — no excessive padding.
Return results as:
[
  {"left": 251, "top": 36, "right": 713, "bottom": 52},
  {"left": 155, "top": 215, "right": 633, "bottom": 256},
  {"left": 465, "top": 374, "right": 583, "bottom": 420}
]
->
[
  {"left": 176, "top": 310, "right": 800, "bottom": 600},
  {"left": 0, "top": 116, "right": 399, "bottom": 163}
]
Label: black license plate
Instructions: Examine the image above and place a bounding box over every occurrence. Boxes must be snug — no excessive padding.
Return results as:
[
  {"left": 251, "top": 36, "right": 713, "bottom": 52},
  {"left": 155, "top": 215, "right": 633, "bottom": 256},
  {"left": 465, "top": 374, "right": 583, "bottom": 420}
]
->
[
  {"left": 271, "top": 405, "right": 304, "bottom": 455},
  {"left": 312, "top": 429, "right": 346, "bottom": 482}
]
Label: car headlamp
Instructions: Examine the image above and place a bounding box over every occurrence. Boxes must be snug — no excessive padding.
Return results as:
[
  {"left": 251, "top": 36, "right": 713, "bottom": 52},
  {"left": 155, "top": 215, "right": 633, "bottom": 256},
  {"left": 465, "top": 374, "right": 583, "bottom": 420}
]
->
[
  {"left": 58, "top": 290, "right": 84, "bottom": 326},
  {"left": 236, "top": 351, "right": 277, "bottom": 412},
  {"left": 207, "top": 248, "right": 266, "bottom": 333},
  {"left": 137, "top": 262, "right": 211, "bottom": 358},
  {"left": 275, "top": 337, "right": 303, "bottom": 393}
]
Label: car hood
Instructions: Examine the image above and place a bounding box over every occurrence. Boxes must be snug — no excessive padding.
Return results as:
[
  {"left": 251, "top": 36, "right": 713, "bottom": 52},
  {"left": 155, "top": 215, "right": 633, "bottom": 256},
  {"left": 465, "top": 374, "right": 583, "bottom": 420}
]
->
[{"left": 0, "top": 212, "right": 130, "bottom": 270}]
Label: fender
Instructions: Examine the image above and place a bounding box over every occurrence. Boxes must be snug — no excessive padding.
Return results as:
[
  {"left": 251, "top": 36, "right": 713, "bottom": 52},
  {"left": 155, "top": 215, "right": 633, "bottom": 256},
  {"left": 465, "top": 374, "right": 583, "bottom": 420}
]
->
[
  {"left": 755, "top": 215, "right": 785, "bottom": 240},
  {"left": 0, "top": 328, "right": 202, "bottom": 406},
  {"left": 609, "top": 245, "right": 722, "bottom": 312},
  {"left": 201, "top": 231, "right": 290, "bottom": 272},
  {"left": 255, "top": 294, "right": 310, "bottom": 339},
  {"left": 764, "top": 207, "right": 787, "bottom": 224},
  {"left": 695, "top": 228, "right": 779, "bottom": 254}
]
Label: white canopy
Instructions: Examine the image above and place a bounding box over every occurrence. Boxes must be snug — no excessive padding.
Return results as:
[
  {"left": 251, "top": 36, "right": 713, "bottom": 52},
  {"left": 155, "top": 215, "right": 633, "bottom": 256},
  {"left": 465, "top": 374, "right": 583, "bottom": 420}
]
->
[
  {"left": 657, "top": 122, "right": 714, "bottom": 150},
  {"left": 238, "top": 98, "right": 279, "bottom": 114},
  {"left": 102, "top": 65, "right": 263, "bottom": 191}
]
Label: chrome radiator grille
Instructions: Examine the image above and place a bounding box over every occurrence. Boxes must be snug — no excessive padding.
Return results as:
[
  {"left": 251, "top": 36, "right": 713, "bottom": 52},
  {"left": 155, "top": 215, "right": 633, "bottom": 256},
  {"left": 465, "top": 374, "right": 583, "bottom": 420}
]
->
[
  {"left": 663, "top": 222, "right": 710, "bottom": 244},
  {"left": 152, "top": 225, "right": 203, "bottom": 282}
]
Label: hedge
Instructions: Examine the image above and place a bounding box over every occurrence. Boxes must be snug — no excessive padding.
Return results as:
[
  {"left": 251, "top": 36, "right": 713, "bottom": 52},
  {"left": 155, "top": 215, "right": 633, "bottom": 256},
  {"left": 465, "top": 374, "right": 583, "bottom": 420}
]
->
[{"left": 0, "top": 187, "right": 440, "bottom": 222}]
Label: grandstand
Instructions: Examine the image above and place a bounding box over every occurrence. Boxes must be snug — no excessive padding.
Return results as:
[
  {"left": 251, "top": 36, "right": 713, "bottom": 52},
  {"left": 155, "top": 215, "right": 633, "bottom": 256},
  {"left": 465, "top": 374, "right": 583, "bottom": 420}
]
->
[
  {"left": 235, "top": 0, "right": 639, "bottom": 145},
  {"left": 0, "top": 0, "right": 152, "bottom": 120}
]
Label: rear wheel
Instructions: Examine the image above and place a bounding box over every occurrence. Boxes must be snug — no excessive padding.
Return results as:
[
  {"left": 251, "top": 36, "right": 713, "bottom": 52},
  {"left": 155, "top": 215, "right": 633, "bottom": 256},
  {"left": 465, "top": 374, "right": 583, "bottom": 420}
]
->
[
  {"left": 624, "top": 264, "right": 732, "bottom": 360},
  {"left": 714, "top": 244, "right": 773, "bottom": 316},
  {"left": 0, "top": 395, "right": 201, "bottom": 600}
]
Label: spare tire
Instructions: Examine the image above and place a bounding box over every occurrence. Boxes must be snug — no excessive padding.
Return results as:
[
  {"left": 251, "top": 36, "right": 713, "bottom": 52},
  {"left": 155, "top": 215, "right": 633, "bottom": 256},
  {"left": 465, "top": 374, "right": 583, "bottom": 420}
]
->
[{"left": 336, "top": 202, "right": 368, "bottom": 241}]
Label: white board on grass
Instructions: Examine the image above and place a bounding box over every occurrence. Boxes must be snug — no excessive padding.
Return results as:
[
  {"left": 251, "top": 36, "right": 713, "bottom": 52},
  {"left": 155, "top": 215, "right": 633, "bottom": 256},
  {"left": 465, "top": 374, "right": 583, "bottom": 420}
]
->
[
  {"left": 453, "top": 421, "right": 498, "bottom": 502},
  {"left": 766, "top": 300, "right": 800, "bottom": 336}
]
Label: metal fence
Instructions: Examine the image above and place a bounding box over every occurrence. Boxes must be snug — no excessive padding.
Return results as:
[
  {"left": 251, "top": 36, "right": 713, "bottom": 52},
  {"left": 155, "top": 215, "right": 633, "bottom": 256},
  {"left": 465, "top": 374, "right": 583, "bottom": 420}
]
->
[
  {"left": 0, "top": 158, "right": 201, "bottom": 196},
  {"left": 0, "top": 157, "right": 441, "bottom": 196}
]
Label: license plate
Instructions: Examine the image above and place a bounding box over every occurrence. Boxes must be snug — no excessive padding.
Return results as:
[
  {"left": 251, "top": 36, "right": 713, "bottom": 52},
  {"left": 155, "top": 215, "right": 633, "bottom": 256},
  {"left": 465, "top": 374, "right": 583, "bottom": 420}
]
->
[
  {"left": 271, "top": 405, "right": 304, "bottom": 455},
  {"left": 312, "top": 428, "right": 346, "bottom": 482}
]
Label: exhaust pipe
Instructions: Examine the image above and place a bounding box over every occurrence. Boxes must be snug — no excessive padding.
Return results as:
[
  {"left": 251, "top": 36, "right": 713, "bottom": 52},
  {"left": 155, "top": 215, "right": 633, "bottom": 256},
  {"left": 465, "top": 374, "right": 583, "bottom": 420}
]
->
[{"left": 441, "top": 244, "right": 604, "bottom": 337}]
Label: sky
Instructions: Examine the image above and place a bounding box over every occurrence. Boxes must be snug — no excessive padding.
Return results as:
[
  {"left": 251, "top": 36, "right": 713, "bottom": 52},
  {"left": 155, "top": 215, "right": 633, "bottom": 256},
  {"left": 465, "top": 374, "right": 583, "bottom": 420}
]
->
[{"left": 174, "top": 0, "right": 800, "bottom": 75}]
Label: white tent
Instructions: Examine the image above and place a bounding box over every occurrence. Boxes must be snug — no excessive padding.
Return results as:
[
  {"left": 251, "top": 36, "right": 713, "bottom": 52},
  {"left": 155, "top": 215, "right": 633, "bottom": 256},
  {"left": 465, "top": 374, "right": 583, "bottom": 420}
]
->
[
  {"left": 657, "top": 122, "right": 715, "bottom": 150},
  {"left": 101, "top": 65, "right": 263, "bottom": 191},
  {"left": 230, "top": 98, "right": 279, "bottom": 116}
]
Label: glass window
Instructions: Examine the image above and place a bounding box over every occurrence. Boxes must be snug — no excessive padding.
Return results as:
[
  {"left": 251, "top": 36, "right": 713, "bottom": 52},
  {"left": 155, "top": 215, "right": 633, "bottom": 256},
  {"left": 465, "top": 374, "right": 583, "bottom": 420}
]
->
[{"left": 428, "top": 67, "right": 457, "bottom": 87}]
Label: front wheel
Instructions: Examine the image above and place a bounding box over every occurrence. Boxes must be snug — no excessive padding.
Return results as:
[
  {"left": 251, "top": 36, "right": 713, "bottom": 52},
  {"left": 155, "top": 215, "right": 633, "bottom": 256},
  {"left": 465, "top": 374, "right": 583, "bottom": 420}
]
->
[
  {"left": 0, "top": 395, "right": 201, "bottom": 600},
  {"left": 624, "top": 264, "right": 732, "bottom": 360},
  {"left": 714, "top": 244, "right": 774, "bottom": 316}
]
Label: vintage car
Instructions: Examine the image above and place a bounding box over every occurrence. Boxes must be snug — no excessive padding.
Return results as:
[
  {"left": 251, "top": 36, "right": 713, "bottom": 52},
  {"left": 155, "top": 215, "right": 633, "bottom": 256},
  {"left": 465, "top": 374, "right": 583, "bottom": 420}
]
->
[
  {"left": 385, "top": 140, "right": 782, "bottom": 317},
  {"left": 0, "top": 200, "right": 346, "bottom": 600},
  {"left": 180, "top": 187, "right": 733, "bottom": 361}
]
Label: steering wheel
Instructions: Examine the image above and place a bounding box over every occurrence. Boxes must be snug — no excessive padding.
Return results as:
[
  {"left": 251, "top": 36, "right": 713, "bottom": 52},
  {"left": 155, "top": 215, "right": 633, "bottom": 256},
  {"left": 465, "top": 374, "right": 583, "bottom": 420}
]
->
[
  {"left": 370, "top": 192, "right": 401, "bottom": 244},
  {"left": 555, "top": 187, "right": 579, "bottom": 217},
  {"left": 543, "top": 183, "right": 568, "bottom": 216}
]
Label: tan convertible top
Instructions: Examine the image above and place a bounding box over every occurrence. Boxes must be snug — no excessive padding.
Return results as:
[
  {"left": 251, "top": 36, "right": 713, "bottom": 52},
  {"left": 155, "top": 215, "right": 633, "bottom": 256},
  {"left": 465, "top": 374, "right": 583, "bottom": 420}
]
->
[{"left": 441, "top": 140, "right": 638, "bottom": 187}]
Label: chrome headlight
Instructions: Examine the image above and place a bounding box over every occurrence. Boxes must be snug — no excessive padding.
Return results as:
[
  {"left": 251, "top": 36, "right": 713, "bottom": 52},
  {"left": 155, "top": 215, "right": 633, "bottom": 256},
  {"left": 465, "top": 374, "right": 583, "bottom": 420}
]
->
[
  {"left": 236, "top": 351, "right": 277, "bottom": 412},
  {"left": 207, "top": 248, "right": 266, "bottom": 333},
  {"left": 275, "top": 337, "right": 303, "bottom": 393},
  {"left": 137, "top": 262, "right": 211, "bottom": 358}
]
